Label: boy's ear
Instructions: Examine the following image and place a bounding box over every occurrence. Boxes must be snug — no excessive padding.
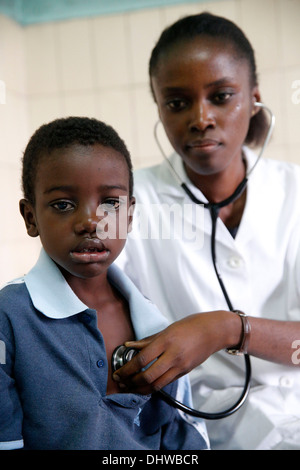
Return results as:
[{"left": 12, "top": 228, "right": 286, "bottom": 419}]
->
[
  {"left": 127, "top": 197, "right": 136, "bottom": 233},
  {"left": 19, "top": 199, "right": 39, "bottom": 237}
]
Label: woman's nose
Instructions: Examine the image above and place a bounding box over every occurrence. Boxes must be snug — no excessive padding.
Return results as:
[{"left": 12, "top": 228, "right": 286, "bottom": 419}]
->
[{"left": 189, "top": 101, "right": 215, "bottom": 132}]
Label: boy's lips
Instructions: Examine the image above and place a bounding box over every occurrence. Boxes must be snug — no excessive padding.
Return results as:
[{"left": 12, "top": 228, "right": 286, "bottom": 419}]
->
[{"left": 70, "top": 238, "right": 109, "bottom": 263}]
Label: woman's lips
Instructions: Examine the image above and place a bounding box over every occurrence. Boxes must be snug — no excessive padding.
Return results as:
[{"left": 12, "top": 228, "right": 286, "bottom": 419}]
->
[
  {"left": 70, "top": 238, "right": 109, "bottom": 263},
  {"left": 187, "top": 139, "right": 221, "bottom": 151}
]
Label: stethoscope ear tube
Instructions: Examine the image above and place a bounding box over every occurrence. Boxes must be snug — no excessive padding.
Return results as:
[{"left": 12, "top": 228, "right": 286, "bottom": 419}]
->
[{"left": 149, "top": 103, "right": 275, "bottom": 419}]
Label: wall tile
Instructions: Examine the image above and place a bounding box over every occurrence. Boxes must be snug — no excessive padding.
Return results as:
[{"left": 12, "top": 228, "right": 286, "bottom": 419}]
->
[
  {"left": 133, "top": 85, "right": 163, "bottom": 164},
  {"left": 56, "top": 18, "right": 95, "bottom": 92},
  {"left": 25, "top": 23, "right": 60, "bottom": 95},
  {"left": 240, "top": 0, "right": 279, "bottom": 71},
  {"left": 62, "top": 91, "right": 97, "bottom": 118},
  {"left": 127, "top": 9, "right": 165, "bottom": 84},
  {"left": 0, "top": 15, "right": 26, "bottom": 94},
  {"left": 92, "top": 14, "right": 131, "bottom": 88},
  {"left": 27, "top": 95, "right": 63, "bottom": 134},
  {"left": 0, "top": 238, "right": 41, "bottom": 285},
  {"left": 0, "top": 91, "right": 29, "bottom": 165},
  {"left": 0, "top": 165, "right": 25, "bottom": 243},
  {"left": 278, "top": 0, "right": 300, "bottom": 68},
  {"left": 95, "top": 88, "right": 136, "bottom": 165}
]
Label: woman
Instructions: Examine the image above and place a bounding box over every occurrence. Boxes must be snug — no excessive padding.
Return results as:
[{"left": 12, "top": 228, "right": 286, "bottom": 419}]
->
[{"left": 115, "top": 12, "right": 300, "bottom": 449}]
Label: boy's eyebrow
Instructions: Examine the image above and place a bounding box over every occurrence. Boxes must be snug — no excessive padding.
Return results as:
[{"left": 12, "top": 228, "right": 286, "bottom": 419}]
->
[
  {"left": 44, "top": 185, "right": 74, "bottom": 194},
  {"left": 44, "top": 184, "right": 129, "bottom": 194}
]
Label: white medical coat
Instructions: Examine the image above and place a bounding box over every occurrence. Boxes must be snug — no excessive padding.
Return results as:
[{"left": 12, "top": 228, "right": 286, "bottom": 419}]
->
[{"left": 117, "top": 147, "right": 300, "bottom": 449}]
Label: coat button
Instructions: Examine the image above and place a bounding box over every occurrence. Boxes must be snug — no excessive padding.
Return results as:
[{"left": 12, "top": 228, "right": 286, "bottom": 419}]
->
[
  {"left": 97, "top": 359, "right": 104, "bottom": 368},
  {"left": 227, "top": 256, "right": 243, "bottom": 269}
]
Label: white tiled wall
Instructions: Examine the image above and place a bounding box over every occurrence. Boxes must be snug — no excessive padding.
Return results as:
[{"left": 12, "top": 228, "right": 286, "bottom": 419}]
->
[{"left": 0, "top": 0, "right": 300, "bottom": 283}]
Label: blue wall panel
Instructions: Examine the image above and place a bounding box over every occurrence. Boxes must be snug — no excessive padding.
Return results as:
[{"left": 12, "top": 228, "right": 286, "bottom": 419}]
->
[{"left": 0, "top": 0, "right": 210, "bottom": 25}]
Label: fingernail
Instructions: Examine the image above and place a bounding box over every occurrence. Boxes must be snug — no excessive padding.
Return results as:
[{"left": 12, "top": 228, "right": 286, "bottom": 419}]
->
[{"left": 113, "top": 374, "right": 120, "bottom": 382}]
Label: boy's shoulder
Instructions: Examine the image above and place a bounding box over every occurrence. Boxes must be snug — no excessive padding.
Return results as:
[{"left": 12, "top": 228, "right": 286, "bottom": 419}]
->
[
  {"left": 0, "top": 277, "right": 32, "bottom": 320},
  {"left": 0, "top": 276, "right": 26, "bottom": 297}
]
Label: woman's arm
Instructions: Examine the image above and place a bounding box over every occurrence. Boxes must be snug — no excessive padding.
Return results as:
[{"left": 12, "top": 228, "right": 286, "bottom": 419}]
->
[{"left": 113, "top": 311, "right": 300, "bottom": 394}]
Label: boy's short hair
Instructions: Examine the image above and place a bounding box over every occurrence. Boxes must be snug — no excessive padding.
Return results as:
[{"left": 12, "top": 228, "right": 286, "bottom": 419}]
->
[{"left": 22, "top": 116, "right": 133, "bottom": 205}]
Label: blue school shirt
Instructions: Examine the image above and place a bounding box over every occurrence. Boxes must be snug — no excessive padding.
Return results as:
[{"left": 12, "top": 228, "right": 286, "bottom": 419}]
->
[{"left": 0, "top": 249, "right": 209, "bottom": 450}]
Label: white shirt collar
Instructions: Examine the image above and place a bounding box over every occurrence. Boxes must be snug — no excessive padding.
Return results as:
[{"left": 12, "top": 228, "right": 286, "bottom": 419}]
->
[{"left": 25, "top": 249, "right": 168, "bottom": 340}]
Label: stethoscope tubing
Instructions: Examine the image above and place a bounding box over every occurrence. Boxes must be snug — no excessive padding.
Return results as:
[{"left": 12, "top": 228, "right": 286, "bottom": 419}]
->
[{"left": 153, "top": 102, "right": 275, "bottom": 419}]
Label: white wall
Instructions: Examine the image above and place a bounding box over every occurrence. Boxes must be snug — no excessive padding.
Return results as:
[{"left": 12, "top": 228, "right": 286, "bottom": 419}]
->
[{"left": 0, "top": 0, "right": 300, "bottom": 284}]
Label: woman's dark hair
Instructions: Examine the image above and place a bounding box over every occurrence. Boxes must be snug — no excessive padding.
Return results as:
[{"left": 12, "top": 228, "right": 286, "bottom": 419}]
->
[
  {"left": 22, "top": 116, "right": 133, "bottom": 205},
  {"left": 149, "top": 12, "right": 269, "bottom": 148}
]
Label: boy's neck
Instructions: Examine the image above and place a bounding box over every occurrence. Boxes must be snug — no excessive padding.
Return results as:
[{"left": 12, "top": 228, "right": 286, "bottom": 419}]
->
[{"left": 62, "top": 270, "right": 112, "bottom": 310}]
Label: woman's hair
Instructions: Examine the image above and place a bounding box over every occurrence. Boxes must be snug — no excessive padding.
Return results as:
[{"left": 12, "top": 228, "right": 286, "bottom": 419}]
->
[
  {"left": 149, "top": 12, "right": 269, "bottom": 148},
  {"left": 22, "top": 116, "right": 133, "bottom": 205}
]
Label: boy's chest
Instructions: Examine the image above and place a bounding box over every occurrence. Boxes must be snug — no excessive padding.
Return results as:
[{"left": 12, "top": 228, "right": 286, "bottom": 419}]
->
[{"left": 96, "top": 299, "right": 135, "bottom": 394}]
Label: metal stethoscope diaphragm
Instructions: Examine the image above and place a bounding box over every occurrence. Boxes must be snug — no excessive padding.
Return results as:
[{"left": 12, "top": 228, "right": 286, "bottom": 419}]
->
[{"left": 112, "top": 103, "right": 275, "bottom": 420}]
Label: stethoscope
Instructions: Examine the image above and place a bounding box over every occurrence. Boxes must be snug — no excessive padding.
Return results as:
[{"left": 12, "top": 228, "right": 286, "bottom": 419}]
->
[{"left": 112, "top": 102, "right": 275, "bottom": 420}]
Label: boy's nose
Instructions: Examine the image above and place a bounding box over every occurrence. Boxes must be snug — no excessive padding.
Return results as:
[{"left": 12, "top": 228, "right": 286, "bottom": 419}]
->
[{"left": 74, "top": 211, "right": 99, "bottom": 235}]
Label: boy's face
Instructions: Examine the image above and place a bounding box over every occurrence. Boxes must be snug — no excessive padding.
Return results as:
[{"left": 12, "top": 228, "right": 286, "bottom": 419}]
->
[{"left": 20, "top": 144, "right": 135, "bottom": 281}]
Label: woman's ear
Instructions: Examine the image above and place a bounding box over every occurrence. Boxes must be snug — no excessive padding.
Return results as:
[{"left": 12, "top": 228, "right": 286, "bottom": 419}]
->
[
  {"left": 251, "top": 87, "right": 262, "bottom": 117},
  {"left": 19, "top": 199, "right": 39, "bottom": 237},
  {"left": 127, "top": 197, "right": 136, "bottom": 233}
]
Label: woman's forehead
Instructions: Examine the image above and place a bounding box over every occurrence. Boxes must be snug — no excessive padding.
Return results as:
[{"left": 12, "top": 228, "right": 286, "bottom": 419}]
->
[
  {"left": 152, "top": 37, "right": 251, "bottom": 90},
  {"left": 157, "top": 36, "right": 246, "bottom": 68}
]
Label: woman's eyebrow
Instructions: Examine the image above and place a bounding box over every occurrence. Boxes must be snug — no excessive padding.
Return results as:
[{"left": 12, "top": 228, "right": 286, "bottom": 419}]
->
[
  {"left": 160, "top": 77, "right": 235, "bottom": 94},
  {"left": 204, "top": 77, "right": 236, "bottom": 89}
]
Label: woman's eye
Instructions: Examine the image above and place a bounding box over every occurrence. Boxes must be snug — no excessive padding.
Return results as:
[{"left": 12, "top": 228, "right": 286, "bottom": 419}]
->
[
  {"left": 166, "top": 99, "right": 187, "bottom": 111},
  {"left": 51, "top": 201, "right": 74, "bottom": 212},
  {"left": 213, "top": 92, "right": 233, "bottom": 104}
]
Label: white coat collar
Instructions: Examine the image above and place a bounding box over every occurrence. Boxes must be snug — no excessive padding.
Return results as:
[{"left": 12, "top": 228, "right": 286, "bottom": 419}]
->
[{"left": 152, "top": 148, "right": 281, "bottom": 247}]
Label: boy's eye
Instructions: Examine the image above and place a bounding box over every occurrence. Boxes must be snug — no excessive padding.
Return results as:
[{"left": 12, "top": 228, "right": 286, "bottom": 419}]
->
[
  {"left": 99, "top": 198, "right": 123, "bottom": 212},
  {"left": 51, "top": 200, "right": 74, "bottom": 212}
]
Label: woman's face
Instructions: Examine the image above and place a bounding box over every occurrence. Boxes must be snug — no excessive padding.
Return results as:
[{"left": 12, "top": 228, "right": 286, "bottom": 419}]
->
[{"left": 151, "top": 37, "right": 260, "bottom": 178}]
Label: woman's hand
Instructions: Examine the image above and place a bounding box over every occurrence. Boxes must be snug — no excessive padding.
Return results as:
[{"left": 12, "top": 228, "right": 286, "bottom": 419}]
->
[
  {"left": 112, "top": 310, "right": 241, "bottom": 394},
  {"left": 113, "top": 309, "right": 300, "bottom": 394}
]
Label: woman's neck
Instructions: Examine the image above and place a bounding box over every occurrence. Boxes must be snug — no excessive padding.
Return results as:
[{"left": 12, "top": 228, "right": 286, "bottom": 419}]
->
[
  {"left": 184, "top": 156, "right": 246, "bottom": 203},
  {"left": 184, "top": 155, "right": 247, "bottom": 228}
]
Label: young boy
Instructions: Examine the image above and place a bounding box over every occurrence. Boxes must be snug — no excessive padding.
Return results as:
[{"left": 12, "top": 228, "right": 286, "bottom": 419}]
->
[{"left": 0, "top": 117, "right": 209, "bottom": 450}]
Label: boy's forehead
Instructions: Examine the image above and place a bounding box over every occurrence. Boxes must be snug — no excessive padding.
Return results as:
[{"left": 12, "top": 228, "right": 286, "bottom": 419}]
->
[
  {"left": 38, "top": 143, "right": 126, "bottom": 169},
  {"left": 35, "top": 144, "right": 130, "bottom": 190}
]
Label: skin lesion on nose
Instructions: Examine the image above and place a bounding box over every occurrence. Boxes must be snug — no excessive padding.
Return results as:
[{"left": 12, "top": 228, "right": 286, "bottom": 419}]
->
[{"left": 75, "top": 216, "right": 99, "bottom": 234}]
